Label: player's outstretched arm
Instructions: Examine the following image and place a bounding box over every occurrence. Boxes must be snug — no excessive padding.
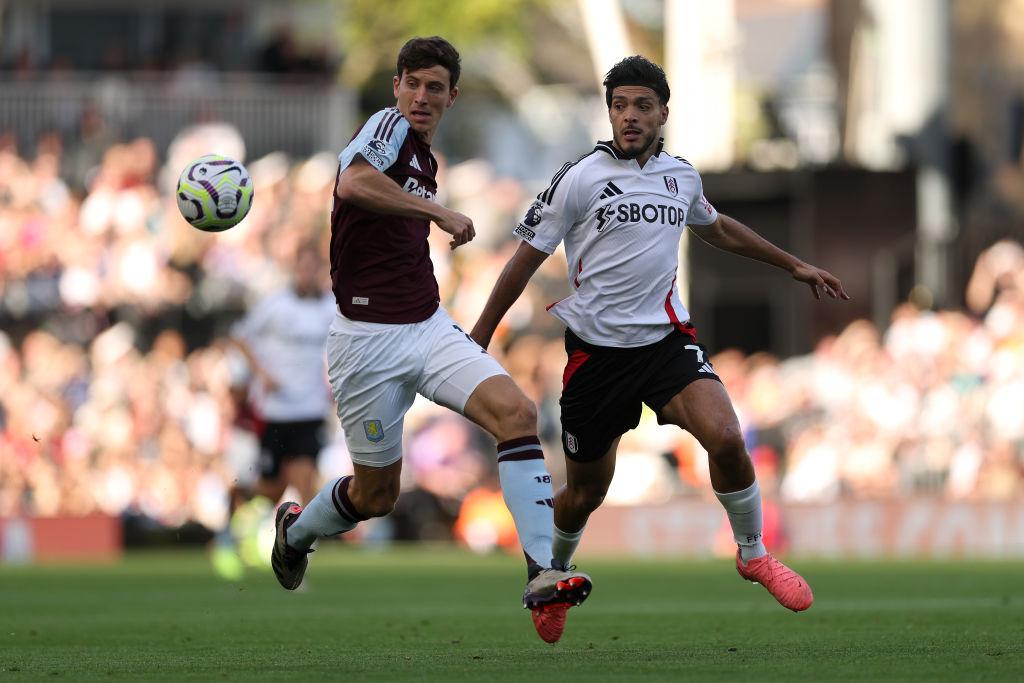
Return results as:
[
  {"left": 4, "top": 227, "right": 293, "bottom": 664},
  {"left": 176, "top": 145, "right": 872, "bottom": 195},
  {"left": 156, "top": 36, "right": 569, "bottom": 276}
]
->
[
  {"left": 337, "top": 156, "right": 475, "bottom": 249},
  {"left": 470, "top": 241, "right": 549, "bottom": 349},
  {"left": 688, "top": 213, "right": 851, "bottom": 301}
]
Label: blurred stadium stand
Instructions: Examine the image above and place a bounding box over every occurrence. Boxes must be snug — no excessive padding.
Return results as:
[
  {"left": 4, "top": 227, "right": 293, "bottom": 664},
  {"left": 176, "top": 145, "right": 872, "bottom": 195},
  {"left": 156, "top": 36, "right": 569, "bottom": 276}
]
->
[
  {"left": 1, "top": 0, "right": 1023, "bottom": 561},
  {"left": 0, "top": 75, "right": 355, "bottom": 164}
]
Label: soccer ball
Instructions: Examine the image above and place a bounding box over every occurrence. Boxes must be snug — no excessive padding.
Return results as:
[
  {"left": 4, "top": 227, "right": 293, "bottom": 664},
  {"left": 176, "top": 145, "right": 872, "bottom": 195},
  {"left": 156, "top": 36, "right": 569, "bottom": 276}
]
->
[{"left": 176, "top": 154, "right": 254, "bottom": 232}]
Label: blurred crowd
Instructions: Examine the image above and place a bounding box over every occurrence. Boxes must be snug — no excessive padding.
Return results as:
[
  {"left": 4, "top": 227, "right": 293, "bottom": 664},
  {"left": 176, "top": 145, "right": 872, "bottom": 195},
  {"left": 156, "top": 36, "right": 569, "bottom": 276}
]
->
[{"left": 1, "top": 127, "right": 1022, "bottom": 550}]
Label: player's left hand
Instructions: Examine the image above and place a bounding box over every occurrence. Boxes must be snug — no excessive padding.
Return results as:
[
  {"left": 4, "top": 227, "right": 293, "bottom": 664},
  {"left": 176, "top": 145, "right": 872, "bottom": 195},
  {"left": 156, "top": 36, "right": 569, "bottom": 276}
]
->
[{"left": 791, "top": 263, "right": 851, "bottom": 301}]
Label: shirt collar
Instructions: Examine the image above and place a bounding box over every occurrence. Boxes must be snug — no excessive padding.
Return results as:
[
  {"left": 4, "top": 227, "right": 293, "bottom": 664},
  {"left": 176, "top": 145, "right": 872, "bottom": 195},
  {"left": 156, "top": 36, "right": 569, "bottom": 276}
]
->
[{"left": 594, "top": 137, "right": 666, "bottom": 161}]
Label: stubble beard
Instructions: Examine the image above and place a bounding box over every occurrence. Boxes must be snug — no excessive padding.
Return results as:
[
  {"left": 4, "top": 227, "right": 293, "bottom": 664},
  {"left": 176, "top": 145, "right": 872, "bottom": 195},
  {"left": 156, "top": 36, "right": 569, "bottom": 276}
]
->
[{"left": 615, "top": 130, "right": 658, "bottom": 160}]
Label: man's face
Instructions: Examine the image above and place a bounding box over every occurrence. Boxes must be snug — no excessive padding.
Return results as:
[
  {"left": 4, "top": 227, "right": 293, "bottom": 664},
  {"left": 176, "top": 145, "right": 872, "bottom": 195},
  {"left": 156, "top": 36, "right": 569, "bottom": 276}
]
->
[
  {"left": 393, "top": 65, "right": 458, "bottom": 138},
  {"left": 608, "top": 85, "right": 668, "bottom": 159}
]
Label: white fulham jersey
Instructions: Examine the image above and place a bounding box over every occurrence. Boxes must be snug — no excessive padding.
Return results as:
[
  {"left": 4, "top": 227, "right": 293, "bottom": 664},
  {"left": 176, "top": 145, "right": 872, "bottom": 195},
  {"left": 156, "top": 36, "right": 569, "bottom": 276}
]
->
[
  {"left": 233, "top": 288, "right": 337, "bottom": 421},
  {"left": 513, "top": 139, "right": 718, "bottom": 348}
]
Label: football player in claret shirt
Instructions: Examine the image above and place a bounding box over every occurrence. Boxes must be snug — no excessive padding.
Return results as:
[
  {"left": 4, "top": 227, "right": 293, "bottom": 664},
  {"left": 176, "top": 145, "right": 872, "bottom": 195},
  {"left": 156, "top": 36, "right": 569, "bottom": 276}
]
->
[
  {"left": 269, "top": 36, "right": 590, "bottom": 644},
  {"left": 472, "top": 56, "right": 851, "bottom": 628}
]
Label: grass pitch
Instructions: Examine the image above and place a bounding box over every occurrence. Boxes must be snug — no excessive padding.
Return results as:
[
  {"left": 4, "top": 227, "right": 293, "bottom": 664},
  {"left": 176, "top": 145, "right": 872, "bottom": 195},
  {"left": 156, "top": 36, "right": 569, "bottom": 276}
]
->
[{"left": 1, "top": 547, "right": 1022, "bottom": 681}]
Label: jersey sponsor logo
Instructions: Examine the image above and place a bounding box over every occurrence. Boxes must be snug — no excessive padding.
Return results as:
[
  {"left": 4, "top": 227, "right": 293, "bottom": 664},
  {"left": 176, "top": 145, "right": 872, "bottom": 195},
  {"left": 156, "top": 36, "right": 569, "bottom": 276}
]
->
[
  {"left": 363, "top": 419, "right": 385, "bottom": 442},
  {"left": 700, "top": 195, "right": 715, "bottom": 215},
  {"left": 595, "top": 202, "right": 688, "bottom": 232},
  {"left": 352, "top": 296, "right": 369, "bottom": 305},
  {"left": 409, "top": 153, "right": 422, "bottom": 171},
  {"left": 663, "top": 176, "right": 678, "bottom": 196},
  {"left": 360, "top": 143, "right": 387, "bottom": 170},
  {"left": 514, "top": 223, "right": 537, "bottom": 241},
  {"left": 402, "top": 176, "right": 436, "bottom": 201},
  {"left": 565, "top": 431, "right": 578, "bottom": 454}
]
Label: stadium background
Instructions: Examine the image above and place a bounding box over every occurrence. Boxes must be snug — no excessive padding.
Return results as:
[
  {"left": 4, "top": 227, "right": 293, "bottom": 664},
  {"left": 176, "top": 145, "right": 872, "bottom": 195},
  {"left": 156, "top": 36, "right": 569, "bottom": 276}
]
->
[{"left": 1, "top": 0, "right": 1023, "bottom": 565}]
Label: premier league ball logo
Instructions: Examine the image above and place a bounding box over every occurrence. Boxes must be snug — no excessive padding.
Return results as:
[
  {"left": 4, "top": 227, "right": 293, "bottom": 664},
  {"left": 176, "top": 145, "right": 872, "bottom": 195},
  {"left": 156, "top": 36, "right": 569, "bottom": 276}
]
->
[{"left": 524, "top": 200, "right": 544, "bottom": 227}]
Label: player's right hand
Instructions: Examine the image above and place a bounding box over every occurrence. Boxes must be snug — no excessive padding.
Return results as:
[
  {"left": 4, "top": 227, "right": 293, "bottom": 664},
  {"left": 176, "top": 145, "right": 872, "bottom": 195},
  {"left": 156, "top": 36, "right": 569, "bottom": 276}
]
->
[
  {"left": 257, "top": 368, "right": 280, "bottom": 393},
  {"left": 437, "top": 209, "right": 476, "bottom": 250}
]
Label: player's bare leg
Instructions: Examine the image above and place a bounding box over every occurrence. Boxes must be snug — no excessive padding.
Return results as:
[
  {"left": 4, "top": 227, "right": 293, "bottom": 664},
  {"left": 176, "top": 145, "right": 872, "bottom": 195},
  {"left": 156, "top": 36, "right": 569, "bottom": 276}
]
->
[
  {"left": 282, "top": 457, "right": 320, "bottom": 506},
  {"left": 463, "top": 375, "right": 592, "bottom": 643},
  {"left": 553, "top": 438, "right": 618, "bottom": 536},
  {"left": 659, "top": 379, "right": 813, "bottom": 611},
  {"left": 346, "top": 461, "right": 402, "bottom": 518},
  {"left": 255, "top": 477, "right": 288, "bottom": 504}
]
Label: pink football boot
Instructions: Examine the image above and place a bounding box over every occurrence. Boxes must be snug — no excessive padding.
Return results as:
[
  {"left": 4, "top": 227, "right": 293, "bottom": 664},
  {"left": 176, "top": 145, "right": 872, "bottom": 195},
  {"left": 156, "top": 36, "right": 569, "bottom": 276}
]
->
[{"left": 736, "top": 551, "right": 814, "bottom": 612}]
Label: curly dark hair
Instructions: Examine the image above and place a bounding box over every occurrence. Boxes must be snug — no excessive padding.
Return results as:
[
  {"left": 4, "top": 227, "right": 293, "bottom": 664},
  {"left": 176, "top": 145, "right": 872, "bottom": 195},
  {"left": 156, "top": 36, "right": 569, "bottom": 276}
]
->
[
  {"left": 603, "top": 55, "right": 670, "bottom": 107},
  {"left": 396, "top": 36, "right": 462, "bottom": 89}
]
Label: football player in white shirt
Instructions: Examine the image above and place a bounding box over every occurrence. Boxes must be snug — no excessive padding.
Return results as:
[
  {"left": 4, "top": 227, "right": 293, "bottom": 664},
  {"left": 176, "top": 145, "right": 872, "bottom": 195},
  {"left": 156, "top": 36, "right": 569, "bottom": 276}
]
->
[
  {"left": 214, "top": 243, "right": 336, "bottom": 579},
  {"left": 473, "top": 56, "right": 850, "bottom": 629},
  {"left": 230, "top": 244, "right": 337, "bottom": 506}
]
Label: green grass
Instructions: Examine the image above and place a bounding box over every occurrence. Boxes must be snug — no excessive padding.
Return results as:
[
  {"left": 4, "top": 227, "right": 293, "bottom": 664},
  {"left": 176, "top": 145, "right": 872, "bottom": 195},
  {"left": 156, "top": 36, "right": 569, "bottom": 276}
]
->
[{"left": 1, "top": 547, "right": 1022, "bottom": 681}]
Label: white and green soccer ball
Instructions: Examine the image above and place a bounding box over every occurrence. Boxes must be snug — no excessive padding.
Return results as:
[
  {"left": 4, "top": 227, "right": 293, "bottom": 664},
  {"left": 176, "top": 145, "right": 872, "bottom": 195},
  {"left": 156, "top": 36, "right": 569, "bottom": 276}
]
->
[{"left": 176, "top": 154, "right": 254, "bottom": 232}]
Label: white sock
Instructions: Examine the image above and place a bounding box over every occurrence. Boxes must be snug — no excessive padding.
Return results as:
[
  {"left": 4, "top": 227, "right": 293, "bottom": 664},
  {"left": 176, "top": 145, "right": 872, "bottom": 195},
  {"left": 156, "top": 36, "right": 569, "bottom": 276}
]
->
[
  {"left": 287, "top": 476, "right": 365, "bottom": 550},
  {"left": 551, "top": 524, "right": 584, "bottom": 569},
  {"left": 497, "top": 436, "right": 554, "bottom": 574},
  {"left": 714, "top": 480, "right": 768, "bottom": 562}
]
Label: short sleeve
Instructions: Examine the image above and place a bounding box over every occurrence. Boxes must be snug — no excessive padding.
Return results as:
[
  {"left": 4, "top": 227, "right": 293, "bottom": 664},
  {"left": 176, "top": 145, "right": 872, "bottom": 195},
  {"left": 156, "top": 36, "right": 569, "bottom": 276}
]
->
[
  {"left": 338, "top": 108, "right": 411, "bottom": 173},
  {"left": 512, "top": 163, "right": 583, "bottom": 254},
  {"left": 687, "top": 172, "right": 719, "bottom": 226}
]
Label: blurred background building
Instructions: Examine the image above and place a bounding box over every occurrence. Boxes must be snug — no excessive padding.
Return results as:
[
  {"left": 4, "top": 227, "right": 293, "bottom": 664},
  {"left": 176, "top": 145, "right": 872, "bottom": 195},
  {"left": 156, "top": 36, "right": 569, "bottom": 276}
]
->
[{"left": 1, "top": 0, "right": 1022, "bottom": 561}]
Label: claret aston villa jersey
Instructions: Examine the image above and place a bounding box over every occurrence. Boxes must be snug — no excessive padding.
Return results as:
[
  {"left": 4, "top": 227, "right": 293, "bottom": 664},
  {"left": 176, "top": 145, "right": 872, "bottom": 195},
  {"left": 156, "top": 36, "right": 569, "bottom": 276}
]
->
[
  {"left": 330, "top": 107, "right": 441, "bottom": 324},
  {"left": 513, "top": 140, "right": 718, "bottom": 348}
]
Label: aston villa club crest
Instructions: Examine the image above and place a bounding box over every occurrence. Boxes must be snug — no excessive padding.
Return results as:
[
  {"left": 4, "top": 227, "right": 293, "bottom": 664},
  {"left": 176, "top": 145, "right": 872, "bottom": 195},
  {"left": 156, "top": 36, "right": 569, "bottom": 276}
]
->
[
  {"left": 363, "top": 419, "right": 384, "bottom": 443},
  {"left": 663, "top": 176, "right": 679, "bottom": 196}
]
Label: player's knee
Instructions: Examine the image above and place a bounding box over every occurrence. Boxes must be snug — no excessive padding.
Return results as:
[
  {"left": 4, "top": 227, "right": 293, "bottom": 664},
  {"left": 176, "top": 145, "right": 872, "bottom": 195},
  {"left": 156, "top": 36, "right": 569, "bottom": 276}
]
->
[
  {"left": 357, "top": 491, "right": 397, "bottom": 518},
  {"left": 570, "top": 481, "right": 609, "bottom": 513},
  {"left": 350, "top": 483, "right": 399, "bottom": 518},
  {"left": 515, "top": 398, "right": 539, "bottom": 431},
  {"left": 708, "top": 425, "right": 748, "bottom": 469},
  {"left": 499, "top": 396, "right": 538, "bottom": 438}
]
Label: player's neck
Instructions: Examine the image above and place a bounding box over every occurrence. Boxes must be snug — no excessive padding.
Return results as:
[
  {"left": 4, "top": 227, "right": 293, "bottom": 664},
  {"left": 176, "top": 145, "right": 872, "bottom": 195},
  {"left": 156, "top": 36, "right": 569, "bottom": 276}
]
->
[
  {"left": 611, "top": 137, "right": 661, "bottom": 168},
  {"left": 413, "top": 128, "right": 435, "bottom": 146},
  {"left": 634, "top": 148, "right": 657, "bottom": 168}
]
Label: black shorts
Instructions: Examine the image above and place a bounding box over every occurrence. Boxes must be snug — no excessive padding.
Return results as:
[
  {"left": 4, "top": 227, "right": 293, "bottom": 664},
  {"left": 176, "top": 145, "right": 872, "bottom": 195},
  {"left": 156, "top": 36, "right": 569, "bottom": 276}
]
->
[
  {"left": 559, "top": 324, "right": 721, "bottom": 462},
  {"left": 258, "top": 419, "right": 326, "bottom": 480}
]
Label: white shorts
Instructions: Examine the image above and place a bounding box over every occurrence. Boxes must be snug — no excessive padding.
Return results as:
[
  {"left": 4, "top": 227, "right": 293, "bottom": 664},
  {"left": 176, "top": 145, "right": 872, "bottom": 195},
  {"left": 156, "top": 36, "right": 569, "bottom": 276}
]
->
[{"left": 325, "top": 306, "right": 508, "bottom": 467}]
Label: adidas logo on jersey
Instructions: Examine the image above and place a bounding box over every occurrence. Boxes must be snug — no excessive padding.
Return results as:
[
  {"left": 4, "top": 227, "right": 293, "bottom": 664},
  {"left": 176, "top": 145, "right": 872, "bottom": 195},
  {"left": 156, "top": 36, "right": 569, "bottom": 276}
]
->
[
  {"left": 409, "top": 154, "right": 422, "bottom": 171},
  {"left": 599, "top": 181, "right": 624, "bottom": 199},
  {"left": 698, "top": 362, "right": 715, "bottom": 374}
]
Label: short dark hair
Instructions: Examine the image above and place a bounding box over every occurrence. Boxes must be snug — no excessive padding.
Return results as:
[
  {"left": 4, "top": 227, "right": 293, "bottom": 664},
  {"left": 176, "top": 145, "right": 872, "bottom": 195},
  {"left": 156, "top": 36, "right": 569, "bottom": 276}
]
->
[
  {"left": 603, "top": 55, "right": 670, "bottom": 108},
  {"left": 396, "top": 36, "right": 461, "bottom": 89}
]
